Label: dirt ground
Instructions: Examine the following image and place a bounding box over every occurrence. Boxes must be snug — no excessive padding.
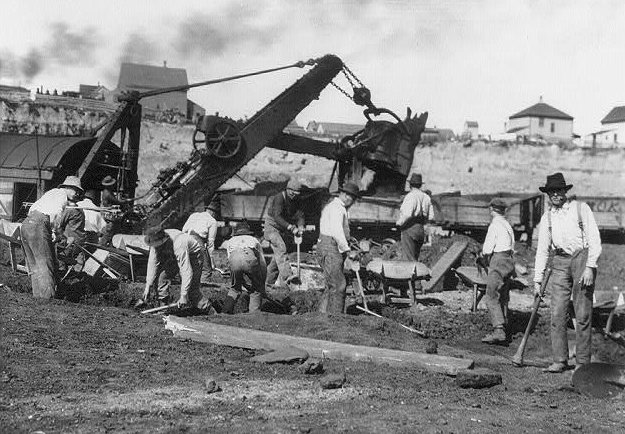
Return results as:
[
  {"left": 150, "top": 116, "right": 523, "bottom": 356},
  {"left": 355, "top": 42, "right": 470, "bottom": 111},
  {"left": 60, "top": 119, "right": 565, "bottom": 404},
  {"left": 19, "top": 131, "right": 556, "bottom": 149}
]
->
[{"left": 2, "top": 234, "right": 625, "bottom": 433}]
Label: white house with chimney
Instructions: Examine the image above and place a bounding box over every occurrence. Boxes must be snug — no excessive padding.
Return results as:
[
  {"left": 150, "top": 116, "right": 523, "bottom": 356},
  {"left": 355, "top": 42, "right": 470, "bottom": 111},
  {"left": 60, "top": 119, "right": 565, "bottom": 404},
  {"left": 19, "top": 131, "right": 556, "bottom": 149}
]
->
[{"left": 507, "top": 97, "right": 574, "bottom": 144}]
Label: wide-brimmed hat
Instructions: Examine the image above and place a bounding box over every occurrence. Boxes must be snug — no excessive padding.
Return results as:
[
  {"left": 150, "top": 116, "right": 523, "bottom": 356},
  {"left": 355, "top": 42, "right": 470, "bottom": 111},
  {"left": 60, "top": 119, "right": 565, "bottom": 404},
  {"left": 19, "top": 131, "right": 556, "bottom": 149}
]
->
[
  {"left": 539, "top": 172, "right": 573, "bottom": 193},
  {"left": 144, "top": 226, "right": 170, "bottom": 248},
  {"left": 232, "top": 221, "right": 255, "bottom": 237},
  {"left": 205, "top": 201, "right": 220, "bottom": 212},
  {"left": 489, "top": 197, "right": 508, "bottom": 212},
  {"left": 408, "top": 173, "right": 423, "bottom": 186},
  {"left": 101, "top": 175, "right": 117, "bottom": 187},
  {"left": 338, "top": 181, "right": 361, "bottom": 198},
  {"left": 58, "top": 176, "right": 84, "bottom": 193},
  {"left": 286, "top": 178, "right": 303, "bottom": 192}
]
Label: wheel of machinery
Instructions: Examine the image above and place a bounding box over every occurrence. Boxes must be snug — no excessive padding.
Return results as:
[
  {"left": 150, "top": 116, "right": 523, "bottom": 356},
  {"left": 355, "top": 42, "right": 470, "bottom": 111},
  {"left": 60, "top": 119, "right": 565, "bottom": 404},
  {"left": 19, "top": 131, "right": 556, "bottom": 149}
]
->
[{"left": 205, "top": 119, "right": 245, "bottom": 159}]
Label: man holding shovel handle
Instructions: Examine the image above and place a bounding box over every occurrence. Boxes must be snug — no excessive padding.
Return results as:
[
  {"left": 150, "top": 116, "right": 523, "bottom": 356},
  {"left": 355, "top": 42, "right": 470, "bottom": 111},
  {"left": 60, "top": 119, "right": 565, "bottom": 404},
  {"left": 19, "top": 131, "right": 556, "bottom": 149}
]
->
[
  {"left": 520, "top": 173, "right": 601, "bottom": 373},
  {"left": 512, "top": 266, "right": 552, "bottom": 367}
]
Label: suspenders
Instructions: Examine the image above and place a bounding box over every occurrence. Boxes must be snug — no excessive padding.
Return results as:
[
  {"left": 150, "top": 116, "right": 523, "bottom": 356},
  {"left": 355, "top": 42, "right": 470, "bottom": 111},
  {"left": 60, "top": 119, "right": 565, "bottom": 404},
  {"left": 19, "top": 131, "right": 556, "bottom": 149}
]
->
[{"left": 547, "top": 200, "right": 586, "bottom": 250}]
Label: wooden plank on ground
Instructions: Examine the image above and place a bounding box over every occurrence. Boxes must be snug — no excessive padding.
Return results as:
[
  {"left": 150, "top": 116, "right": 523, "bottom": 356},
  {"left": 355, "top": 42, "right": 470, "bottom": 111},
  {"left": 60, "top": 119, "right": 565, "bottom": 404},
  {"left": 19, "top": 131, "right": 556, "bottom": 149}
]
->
[
  {"left": 165, "top": 315, "right": 474, "bottom": 375},
  {"left": 422, "top": 240, "right": 469, "bottom": 292}
]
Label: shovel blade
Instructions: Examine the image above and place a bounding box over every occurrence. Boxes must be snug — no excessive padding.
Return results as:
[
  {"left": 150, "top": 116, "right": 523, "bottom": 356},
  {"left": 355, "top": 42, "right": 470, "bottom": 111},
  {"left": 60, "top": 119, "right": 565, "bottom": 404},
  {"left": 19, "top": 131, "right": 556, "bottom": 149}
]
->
[{"left": 572, "top": 363, "right": 625, "bottom": 398}]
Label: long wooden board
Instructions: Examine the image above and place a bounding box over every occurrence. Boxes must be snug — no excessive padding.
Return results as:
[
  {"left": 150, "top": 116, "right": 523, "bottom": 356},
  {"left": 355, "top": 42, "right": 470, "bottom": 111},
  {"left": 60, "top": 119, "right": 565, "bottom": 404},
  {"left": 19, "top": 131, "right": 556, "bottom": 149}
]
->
[
  {"left": 422, "top": 240, "right": 468, "bottom": 292},
  {"left": 165, "top": 315, "right": 474, "bottom": 375}
]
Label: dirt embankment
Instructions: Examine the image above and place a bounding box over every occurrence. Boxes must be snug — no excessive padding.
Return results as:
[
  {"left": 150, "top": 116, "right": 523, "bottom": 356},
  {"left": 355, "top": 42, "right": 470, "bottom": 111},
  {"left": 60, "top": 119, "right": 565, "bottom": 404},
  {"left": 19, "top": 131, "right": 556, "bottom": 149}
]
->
[{"left": 136, "top": 122, "right": 625, "bottom": 197}]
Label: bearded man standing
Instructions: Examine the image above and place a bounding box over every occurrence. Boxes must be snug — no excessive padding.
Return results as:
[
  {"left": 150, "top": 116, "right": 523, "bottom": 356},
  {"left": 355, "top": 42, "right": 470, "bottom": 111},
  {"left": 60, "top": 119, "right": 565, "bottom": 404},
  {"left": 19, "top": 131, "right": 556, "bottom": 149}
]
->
[{"left": 534, "top": 173, "right": 601, "bottom": 373}]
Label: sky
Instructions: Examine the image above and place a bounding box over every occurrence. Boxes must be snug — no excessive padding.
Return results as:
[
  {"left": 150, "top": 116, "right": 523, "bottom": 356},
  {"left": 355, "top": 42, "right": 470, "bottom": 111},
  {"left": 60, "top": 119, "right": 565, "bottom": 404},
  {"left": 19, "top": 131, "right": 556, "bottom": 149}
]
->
[{"left": 1, "top": 0, "right": 624, "bottom": 136}]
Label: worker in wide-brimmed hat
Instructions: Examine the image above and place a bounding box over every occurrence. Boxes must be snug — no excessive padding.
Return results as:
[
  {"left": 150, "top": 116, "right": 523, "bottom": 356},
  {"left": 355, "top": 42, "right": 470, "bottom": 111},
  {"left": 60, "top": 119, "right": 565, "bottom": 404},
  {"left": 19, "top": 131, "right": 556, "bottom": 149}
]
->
[
  {"left": 182, "top": 200, "right": 220, "bottom": 284},
  {"left": 21, "top": 176, "right": 84, "bottom": 299},
  {"left": 317, "top": 181, "right": 361, "bottom": 313},
  {"left": 136, "top": 226, "right": 213, "bottom": 313},
  {"left": 222, "top": 220, "right": 267, "bottom": 314},
  {"left": 264, "top": 177, "right": 306, "bottom": 288},
  {"left": 396, "top": 173, "right": 435, "bottom": 261},
  {"left": 481, "top": 197, "right": 516, "bottom": 345},
  {"left": 533, "top": 172, "right": 602, "bottom": 373}
]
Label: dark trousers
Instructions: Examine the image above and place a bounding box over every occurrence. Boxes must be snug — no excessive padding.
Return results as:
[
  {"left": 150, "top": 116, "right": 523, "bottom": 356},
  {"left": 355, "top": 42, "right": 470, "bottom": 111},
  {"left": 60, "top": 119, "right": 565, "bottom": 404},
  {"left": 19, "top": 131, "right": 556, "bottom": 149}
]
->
[
  {"left": 264, "top": 226, "right": 292, "bottom": 286},
  {"left": 485, "top": 251, "right": 515, "bottom": 329},
  {"left": 400, "top": 223, "right": 425, "bottom": 261},
  {"left": 317, "top": 235, "right": 346, "bottom": 314},
  {"left": 21, "top": 211, "right": 58, "bottom": 298},
  {"left": 549, "top": 249, "right": 594, "bottom": 365}
]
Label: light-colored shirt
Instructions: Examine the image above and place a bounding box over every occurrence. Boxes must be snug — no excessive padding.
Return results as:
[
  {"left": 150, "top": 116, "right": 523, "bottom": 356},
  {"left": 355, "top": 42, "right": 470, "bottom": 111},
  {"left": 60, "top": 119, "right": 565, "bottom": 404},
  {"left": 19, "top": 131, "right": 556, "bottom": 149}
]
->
[
  {"left": 482, "top": 214, "right": 515, "bottom": 255},
  {"left": 534, "top": 200, "right": 602, "bottom": 283},
  {"left": 29, "top": 188, "right": 68, "bottom": 223},
  {"left": 319, "top": 197, "right": 350, "bottom": 253},
  {"left": 145, "top": 229, "right": 203, "bottom": 299},
  {"left": 226, "top": 234, "right": 261, "bottom": 257},
  {"left": 396, "top": 188, "right": 435, "bottom": 227},
  {"left": 182, "top": 211, "right": 218, "bottom": 254},
  {"left": 226, "top": 234, "right": 267, "bottom": 268},
  {"left": 77, "top": 198, "right": 107, "bottom": 233}
]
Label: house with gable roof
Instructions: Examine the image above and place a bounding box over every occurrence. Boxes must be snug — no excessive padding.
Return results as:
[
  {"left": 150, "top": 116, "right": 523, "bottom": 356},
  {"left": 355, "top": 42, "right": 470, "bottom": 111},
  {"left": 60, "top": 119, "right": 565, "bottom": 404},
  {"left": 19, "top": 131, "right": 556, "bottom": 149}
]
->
[
  {"left": 587, "top": 106, "right": 625, "bottom": 148},
  {"left": 507, "top": 97, "right": 574, "bottom": 144},
  {"left": 463, "top": 120, "right": 479, "bottom": 139},
  {"left": 115, "top": 62, "right": 194, "bottom": 119}
]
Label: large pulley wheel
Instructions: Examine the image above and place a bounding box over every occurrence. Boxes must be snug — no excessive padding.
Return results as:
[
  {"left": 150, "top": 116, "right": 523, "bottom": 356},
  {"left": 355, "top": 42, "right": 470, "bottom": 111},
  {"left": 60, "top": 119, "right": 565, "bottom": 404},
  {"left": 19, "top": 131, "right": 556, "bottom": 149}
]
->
[{"left": 205, "top": 120, "right": 244, "bottom": 159}]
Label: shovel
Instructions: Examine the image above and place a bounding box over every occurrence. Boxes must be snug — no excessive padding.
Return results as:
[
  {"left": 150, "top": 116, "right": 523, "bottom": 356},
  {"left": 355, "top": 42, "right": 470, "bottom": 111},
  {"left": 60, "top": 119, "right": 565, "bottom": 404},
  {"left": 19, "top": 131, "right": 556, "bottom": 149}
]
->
[
  {"left": 291, "top": 233, "right": 303, "bottom": 285},
  {"left": 572, "top": 363, "right": 625, "bottom": 398},
  {"left": 140, "top": 302, "right": 179, "bottom": 314}
]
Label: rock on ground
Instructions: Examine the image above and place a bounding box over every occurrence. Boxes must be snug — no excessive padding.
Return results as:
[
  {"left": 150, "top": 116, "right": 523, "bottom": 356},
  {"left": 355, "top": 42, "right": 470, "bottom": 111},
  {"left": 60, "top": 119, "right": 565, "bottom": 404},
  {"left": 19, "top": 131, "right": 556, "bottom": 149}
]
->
[
  {"left": 455, "top": 368, "right": 502, "bottom": 389},
  {"left": 250, "top": 346, "right": 309, "bottom": 364},
  {"left": 320, "top": 372, "right": 346, "bottom": 390},
  {"left": 299, "top": 358, "right": 324, "bottom": 375}
]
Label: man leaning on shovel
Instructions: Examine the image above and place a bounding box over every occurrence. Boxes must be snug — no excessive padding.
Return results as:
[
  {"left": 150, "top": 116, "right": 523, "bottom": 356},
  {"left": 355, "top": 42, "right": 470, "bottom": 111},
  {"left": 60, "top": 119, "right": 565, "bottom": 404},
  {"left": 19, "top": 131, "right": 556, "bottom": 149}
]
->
[{"left": 533, "top": 173, "right": 601, "bottom": 373}]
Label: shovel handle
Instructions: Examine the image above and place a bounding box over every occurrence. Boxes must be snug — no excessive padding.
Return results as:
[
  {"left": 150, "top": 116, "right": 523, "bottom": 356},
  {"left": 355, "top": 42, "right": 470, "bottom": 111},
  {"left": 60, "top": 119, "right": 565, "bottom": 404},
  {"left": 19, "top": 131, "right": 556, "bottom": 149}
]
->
[{"left": 140, "top": 302, "right": 178, "bottom": 314}]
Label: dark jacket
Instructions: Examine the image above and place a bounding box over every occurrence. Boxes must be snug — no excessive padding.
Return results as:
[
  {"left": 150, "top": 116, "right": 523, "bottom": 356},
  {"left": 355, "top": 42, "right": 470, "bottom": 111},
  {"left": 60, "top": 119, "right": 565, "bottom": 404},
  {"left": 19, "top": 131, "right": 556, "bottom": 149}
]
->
[{"left": 264, "top": 192, "right": 304, "bottom": 233}]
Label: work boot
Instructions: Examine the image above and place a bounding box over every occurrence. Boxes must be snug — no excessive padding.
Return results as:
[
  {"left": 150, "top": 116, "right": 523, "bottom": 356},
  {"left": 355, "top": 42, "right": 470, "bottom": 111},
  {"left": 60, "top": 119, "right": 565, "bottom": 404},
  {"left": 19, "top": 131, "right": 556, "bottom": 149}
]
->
[
  {"left": 481, "top": 328, "right": 507, "bottom": 345},
  {"left": 221, "top": 295, "right": 237, "bottom": 314},
  {"left": 544, "top": 362, "right": 569, "bottom": 373}
]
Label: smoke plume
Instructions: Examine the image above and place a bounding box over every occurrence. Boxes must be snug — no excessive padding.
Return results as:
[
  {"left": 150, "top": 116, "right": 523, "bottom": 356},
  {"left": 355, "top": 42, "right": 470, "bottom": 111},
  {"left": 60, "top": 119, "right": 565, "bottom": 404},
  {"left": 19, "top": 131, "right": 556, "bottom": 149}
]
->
[
  {"left": 118, "top": 33, "right": 160, "bottom": 65},
  {"left": 0, "top": 21, "right": 98, "bottom": 83},
  {"left": 21, "top": 49, "right": 43, "bottom": 80},
  {"left": 172, "top": 4, "right": 278, "bottom": 60},
  {"left": 47, "top": 22, "right": 97, "bottom": 65}
]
